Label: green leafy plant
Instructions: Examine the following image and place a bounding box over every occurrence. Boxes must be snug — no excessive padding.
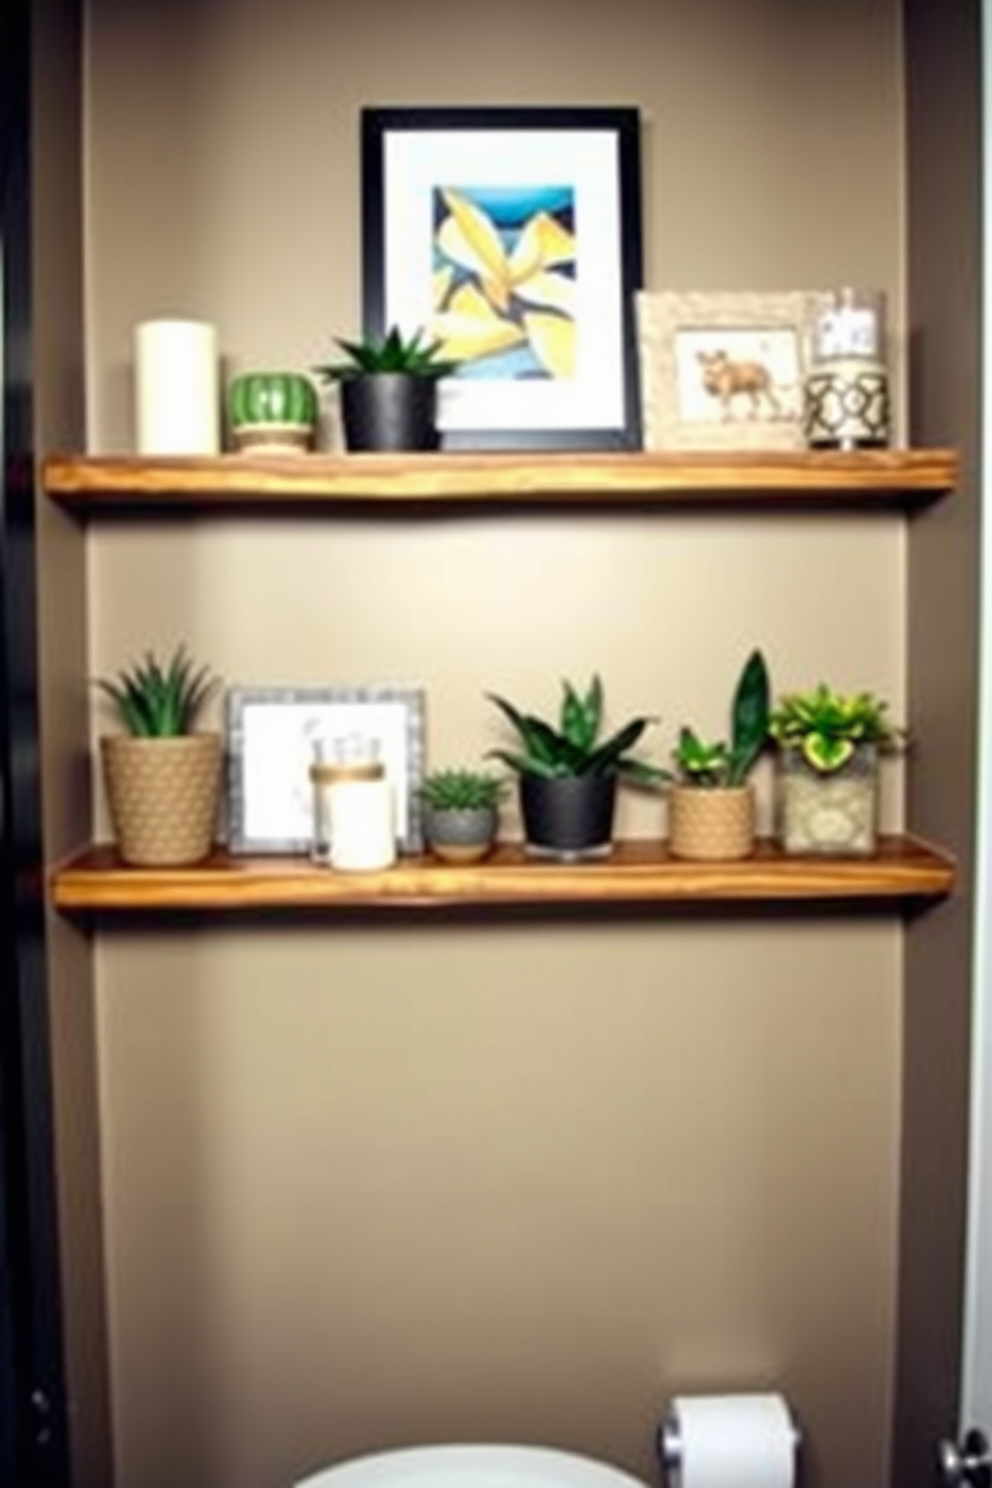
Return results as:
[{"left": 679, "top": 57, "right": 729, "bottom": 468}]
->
[
  {"left": 674, "top": 649, "right": 771, "bottom": 788},
  {"left": 487, "top": 675, "right": 669, "bottom": 786},
  {"left": 97, "top": 646, "right": 220, "bottom": 737},
  {"left": 419, "top": 769, "right": 506, "bottom": 812},
  {"left": 313, "top": 324, "right": 459, "bottom": 383},
  {"left": 769, "top": 682, "right": 902, "bottom": 773}
]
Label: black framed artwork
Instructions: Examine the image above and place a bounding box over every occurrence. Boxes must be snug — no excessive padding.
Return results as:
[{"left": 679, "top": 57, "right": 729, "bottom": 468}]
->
[{"left": 360, "top": 105, "right": 644, "bottom": 451}]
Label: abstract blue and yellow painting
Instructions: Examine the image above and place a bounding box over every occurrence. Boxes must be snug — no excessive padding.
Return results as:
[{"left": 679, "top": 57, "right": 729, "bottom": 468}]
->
[{"left": 429, "top": 184, "right": 576, "bottom": 381}]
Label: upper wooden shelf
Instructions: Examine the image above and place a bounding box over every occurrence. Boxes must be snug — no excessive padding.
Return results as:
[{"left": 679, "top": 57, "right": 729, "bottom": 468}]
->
[
  {"left": 50, "top": 835, "right": 956, "bottom": 914},
  {"left": 43, "top": 448, "right": 959, "bottom": 510}
]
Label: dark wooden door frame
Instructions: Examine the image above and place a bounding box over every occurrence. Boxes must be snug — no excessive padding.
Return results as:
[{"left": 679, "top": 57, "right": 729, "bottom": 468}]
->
[
  {"left": 0, "top": 0, "right": 73, "bottom": 1482},
  {"left": 896, "top": 3, "right": 983, "bottom": 1487}
]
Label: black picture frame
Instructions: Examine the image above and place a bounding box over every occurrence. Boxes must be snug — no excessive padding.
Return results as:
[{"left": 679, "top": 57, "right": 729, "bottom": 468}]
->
[{"left": 360, "top": 105, "right": 644, "bottom": 451}]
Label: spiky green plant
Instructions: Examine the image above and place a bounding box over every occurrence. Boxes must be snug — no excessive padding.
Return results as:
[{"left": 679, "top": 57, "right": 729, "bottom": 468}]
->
[
  {"left": 769, "top": 682, "right": 901, "bottom": 773},
  {"left": 419, "top": 769, "right": 506, "bottom": 812},
  {"left": 313, "top": 325, "right": 459, "bottom": 383},
  {"left": 487, "top": 675, "right": 669, "bottom": 787},
  {"left": 97, "top": 646, "right": 219, "bottom": 737},
  {"left": 674, "top": 649, "right": 771, "bottom": 788}
]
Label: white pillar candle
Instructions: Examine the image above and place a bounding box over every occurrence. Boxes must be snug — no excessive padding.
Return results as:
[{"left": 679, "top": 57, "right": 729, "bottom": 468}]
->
[
  {"left": 134, "top": 319, "right": 220, "bottom": 455},
  {"left": 329, "top": 771, "right": 396, "bottom": 873}
]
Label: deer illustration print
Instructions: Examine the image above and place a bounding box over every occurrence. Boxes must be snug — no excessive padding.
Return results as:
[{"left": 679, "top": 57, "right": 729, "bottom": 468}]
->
[{"left": 697, "top": 348, "right": 782, "bottom": 420}]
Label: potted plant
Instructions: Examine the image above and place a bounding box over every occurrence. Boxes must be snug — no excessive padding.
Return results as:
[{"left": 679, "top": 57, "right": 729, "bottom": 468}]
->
[
  {"left": 668, "top": 649, "right": 771, "bottom": 861},
  {"left": 313, "top": 324, "right": 458, "bottom": 452},
  {"left": 227, "top": 370, "right": 319, "bottom": 454},
  {"left": 487, "top": 675, "right": 668, "bottom": 861},
  {"left": 768, "top": 682, "right": 904, "bottom": 856},
  {"left": 418, "top": 768, "right": 506, "bottom": 864},
  {"left": 97, "top": 645, "right": 222, "bottom": 866}
]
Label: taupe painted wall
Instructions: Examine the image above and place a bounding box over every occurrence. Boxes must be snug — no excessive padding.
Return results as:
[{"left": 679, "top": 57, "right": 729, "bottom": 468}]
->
[{"left": 82, "top": 4, "right": 911, "bottom": 1488}]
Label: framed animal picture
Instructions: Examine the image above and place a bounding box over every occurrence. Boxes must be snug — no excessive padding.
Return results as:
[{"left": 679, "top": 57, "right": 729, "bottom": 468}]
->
[{"left": 635, "top": 290, "right": 832, "bottom": 450}]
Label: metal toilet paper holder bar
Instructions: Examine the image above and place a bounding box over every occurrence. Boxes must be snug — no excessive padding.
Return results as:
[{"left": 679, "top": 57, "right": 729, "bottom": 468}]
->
[{"left": 656, "top": 1405, "right": 802, "bottom": 1488}]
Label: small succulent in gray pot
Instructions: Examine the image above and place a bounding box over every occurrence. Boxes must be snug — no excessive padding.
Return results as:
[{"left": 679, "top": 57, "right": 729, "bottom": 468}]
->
[{"left": 418, "top": 769, "right": 506, "bottom": 864}]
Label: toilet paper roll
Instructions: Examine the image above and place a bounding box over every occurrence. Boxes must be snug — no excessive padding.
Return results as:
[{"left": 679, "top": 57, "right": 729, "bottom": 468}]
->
[
  {"left": 135, "top": 319, "right": 220, "bottom": 455},
  {"left": 667, "top": 1394, "right": 796, "bottom": 1488}
]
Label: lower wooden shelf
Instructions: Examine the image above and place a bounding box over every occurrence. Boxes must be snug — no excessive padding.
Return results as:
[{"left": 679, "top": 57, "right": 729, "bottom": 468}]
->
[{"left": 49, "top": 835, "right": 956, "bottom": 913}]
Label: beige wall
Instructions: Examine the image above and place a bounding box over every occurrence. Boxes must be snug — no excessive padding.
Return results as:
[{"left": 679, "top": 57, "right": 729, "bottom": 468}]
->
[{"left": 82, "top": 4, "right": 911, "bottom": 1488}]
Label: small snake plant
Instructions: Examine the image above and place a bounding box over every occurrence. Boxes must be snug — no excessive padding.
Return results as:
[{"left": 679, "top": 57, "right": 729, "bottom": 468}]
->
[
  {"left": 97, "top": 646, "right": 219, "bottom": 737},
  {"left": 673, "top": 649, "right": 771, "bottom": 788},
  {"left": 313, "top": 325, "right": 458, "bottom": 383},
  {"left": 419, "top": 769, "right": 505, "bottom": 812},
  {"left": 487, "top": 675, "right": 669, "bottom": 786}
]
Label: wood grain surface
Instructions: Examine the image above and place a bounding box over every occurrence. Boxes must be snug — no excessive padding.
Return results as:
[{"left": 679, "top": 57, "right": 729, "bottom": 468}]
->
[
  {"left": 50, "top": 836, "right": 956, "bottom": 912},
  {"left": 43, "top": 449, "right": 958, "bottom": 509}
]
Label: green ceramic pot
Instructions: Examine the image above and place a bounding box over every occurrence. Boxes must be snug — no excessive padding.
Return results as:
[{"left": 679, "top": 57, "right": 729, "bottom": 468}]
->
[{"left": 228, "top": 371, "right": 318, "bottom": 453}]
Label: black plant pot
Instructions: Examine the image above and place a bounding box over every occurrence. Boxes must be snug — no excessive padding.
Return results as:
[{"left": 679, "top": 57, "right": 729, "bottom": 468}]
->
[
  {"left": 340, "top": 373, "right": 440, "bottom": 452},
  {"left": 519, "top": 774, "right": 617, "bottom": 860}
]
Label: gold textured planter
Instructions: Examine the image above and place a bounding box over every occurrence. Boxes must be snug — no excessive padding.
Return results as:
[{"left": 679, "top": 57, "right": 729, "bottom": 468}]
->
[
  {"left": 101, "top": 733, "right": 222, "bottom": 866},
  {"left": 668, "top": 784, "right": 756, "bottom": 861}
]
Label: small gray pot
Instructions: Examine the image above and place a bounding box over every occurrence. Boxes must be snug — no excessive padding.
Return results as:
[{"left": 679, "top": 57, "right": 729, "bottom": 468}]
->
[{"left": 424, "top": 805, "right": 498, "bottom": 864}]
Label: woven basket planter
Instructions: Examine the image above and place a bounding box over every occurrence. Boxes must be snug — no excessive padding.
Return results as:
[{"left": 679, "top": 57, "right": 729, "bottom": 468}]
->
[
  {"left": 668, "top": 784, "right": 756, "bottom": 861},
  {"left": 101, "top": 733, "right": 222, "bottom": 866}
]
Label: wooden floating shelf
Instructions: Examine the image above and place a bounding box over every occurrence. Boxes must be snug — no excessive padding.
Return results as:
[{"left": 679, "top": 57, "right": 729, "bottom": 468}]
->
[
  {"left": 43, "top": 448, "right": 959, "bottom": 510},
  {"left": 50, "top": 836, "right": 956, "bottom": 914}
]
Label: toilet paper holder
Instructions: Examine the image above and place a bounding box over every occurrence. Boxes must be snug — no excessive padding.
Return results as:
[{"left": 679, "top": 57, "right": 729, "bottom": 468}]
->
[{"left": 656, "top": 1402, "right": 802, "bottom": 1488}]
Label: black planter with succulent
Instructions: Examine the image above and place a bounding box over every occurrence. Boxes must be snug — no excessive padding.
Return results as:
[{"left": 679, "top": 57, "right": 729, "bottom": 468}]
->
[
  {"left": 668, "top": 649, "right": 771, "bottom": 861},
  {"left": 487, "top": 675, "right": 668, "bottom": 861},
  {"left": 96, "top": 645, "right": 222, "bottom": 867},
  {"left": 419, "top": 769, "right": 505, "bottom": 864},
  {"left": 313, "top": 324, "right": 458, "bottom": 452}
]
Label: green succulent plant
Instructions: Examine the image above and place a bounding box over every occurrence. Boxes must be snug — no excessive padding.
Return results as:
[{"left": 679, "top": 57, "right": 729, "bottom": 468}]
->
[
  {"left": 97, "top": 646, "right": 220, "bottom": 737},
  {"left": 419, "top": 769, "right": 506, "bottom": 812},
  {"left": 487, "top": 675, "right": 669, "bottom": 786},
  {"left": 769, "top": 682, "right": 901, "bottom": 773},
  {"left": 674, "top": 649, "right": 771, "bottom": 789},
  {"left": 313, "top": 324, "right": 459, "bottom": 383}
]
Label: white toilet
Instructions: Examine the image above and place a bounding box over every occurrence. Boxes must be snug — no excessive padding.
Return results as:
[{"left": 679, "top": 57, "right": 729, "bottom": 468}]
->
[{"left": 296, "top": 1445, "right": 650, "bottom": 1488}]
